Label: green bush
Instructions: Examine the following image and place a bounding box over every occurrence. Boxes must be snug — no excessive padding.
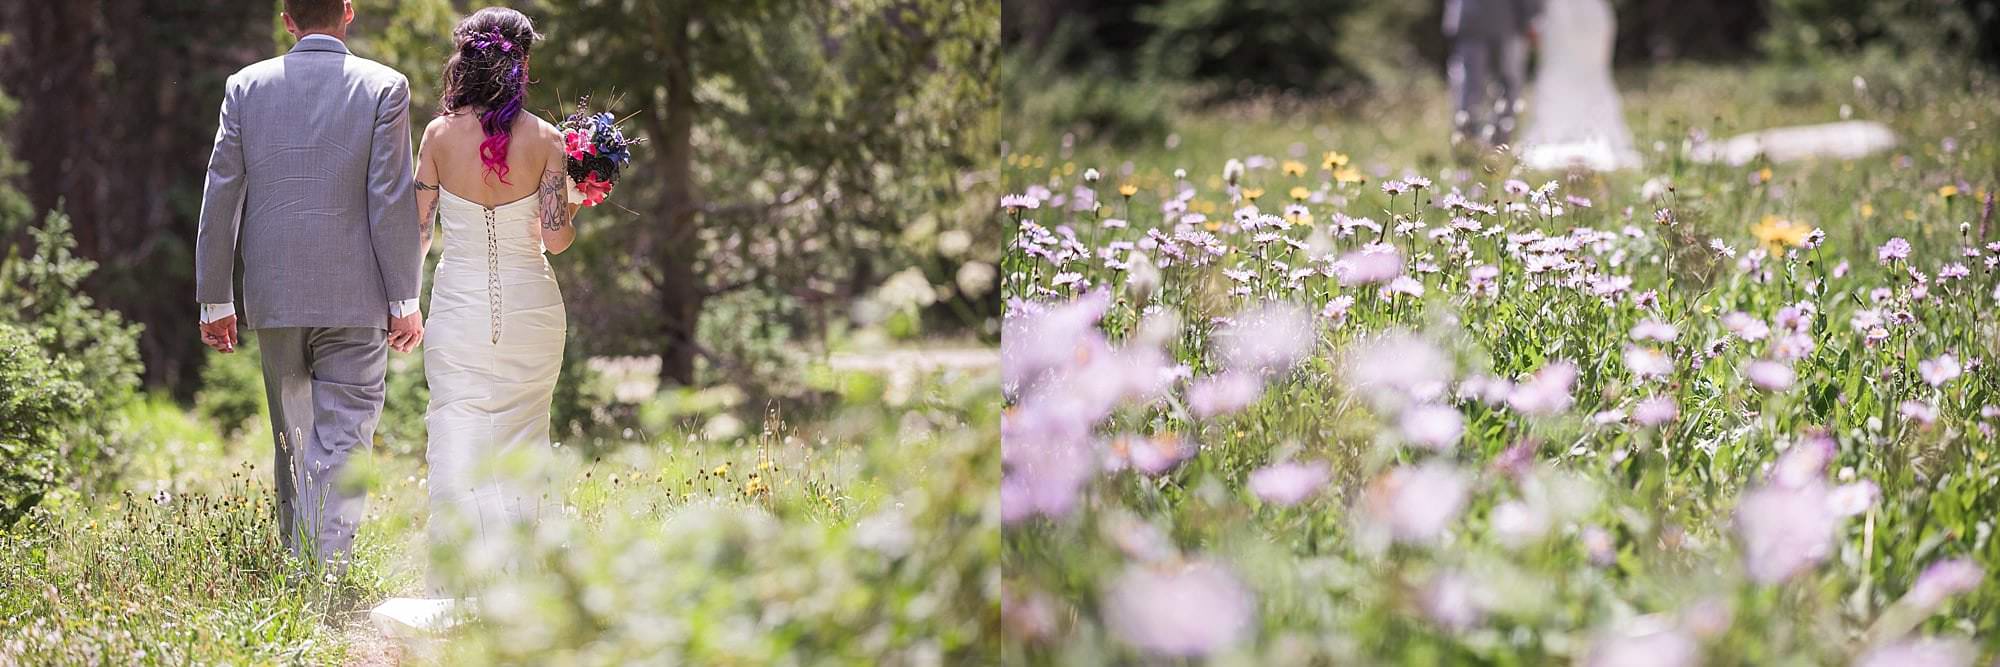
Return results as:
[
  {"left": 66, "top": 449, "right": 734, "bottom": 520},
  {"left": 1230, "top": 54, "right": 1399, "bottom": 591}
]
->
[
  {"left": 375, "top": 350, "right": 430, "bottom": 458},
  {"left": 0, "top": 210, "right": 144, "bottom": 493},
  {"left": 193, "top": 334, "right": 265, "bottom": 438},
  {"left": 0, "top": 323, "right": 87, "bottom": 528},
  {"left": 1762, "top": 0, "right": 1990, "bottom": 65}
]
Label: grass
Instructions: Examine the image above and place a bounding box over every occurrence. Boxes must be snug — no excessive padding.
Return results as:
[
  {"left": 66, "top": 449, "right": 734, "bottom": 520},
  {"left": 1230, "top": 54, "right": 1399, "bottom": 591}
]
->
[
  {"left": 1, "top": 360, "right": 999, "bottom": 664},
  {"left": 1002, "top": 56, "right": 2000, "bottom": 664}
]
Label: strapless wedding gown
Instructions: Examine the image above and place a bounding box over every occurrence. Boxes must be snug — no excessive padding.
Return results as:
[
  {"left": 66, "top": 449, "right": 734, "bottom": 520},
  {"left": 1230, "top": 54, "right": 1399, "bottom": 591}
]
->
[
  {"left": 1517, "top": 0, "right": 1641, "bottom": 171},
  {"left": 423, "top": 188, "right": 564, "bottom": 547}
]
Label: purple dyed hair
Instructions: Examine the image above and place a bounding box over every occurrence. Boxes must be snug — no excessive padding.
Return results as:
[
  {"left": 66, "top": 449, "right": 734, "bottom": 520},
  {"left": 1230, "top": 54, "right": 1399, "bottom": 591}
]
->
[{"left": 440, "top": 9, "right": 540, "bottom": 184}]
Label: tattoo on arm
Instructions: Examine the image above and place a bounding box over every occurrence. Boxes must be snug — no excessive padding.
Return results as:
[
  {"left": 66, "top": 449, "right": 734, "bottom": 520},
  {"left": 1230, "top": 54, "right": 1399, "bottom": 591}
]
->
[
  {"left": 418, "top": 196, "right": 438, "bottom": 248},
  {"left": 537, "top": 166, "right": 571, "bottom": 232},
  {"left": 414, "top": 181, "right": 440, "bottom": 191}
]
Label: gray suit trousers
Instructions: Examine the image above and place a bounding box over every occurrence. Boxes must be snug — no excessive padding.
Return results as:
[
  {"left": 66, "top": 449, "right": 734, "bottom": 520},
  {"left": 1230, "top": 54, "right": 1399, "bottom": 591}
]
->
[
  {"left": 1448, "top": 35, "right": 1529, "bottom": 147},
  {"left": 258, "top": 327, "right": 386, "bottom": 567}
]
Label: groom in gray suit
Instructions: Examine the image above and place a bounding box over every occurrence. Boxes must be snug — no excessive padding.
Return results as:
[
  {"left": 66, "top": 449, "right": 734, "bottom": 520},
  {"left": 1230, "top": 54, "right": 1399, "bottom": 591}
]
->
[
  {"left": 1444, "top": 0, "right": 1541, "bottom": 151},
  {"left": 194, "top": 0, "right": 424, "bottom": 569}
]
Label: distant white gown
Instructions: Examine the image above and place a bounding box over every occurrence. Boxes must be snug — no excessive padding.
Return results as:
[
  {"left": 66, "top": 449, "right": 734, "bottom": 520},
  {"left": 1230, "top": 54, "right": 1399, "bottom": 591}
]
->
[
  {"left": 423, "top": 188, "right": 564, "bottom": 549},
  {"left": 1517, "top": 0, "right": 1641, "bottom": 171}
]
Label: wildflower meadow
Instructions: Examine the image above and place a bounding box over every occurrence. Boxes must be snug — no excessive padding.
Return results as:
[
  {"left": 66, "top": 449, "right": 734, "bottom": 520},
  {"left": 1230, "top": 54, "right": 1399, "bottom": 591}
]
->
[{"left": 1002, "top": 61, "right": 2000, "bottom": 665}]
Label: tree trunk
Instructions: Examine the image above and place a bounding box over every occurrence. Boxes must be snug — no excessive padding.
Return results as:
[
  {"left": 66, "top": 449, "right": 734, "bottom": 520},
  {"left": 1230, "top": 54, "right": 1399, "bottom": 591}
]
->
[
  {"left": 0, "top": 1, "right": 101, "bottom": 247},
  {"left": 1, "top": 0, "right": 273, "bottom": 392},
  {"left": 648, "top": 9, "right": 704, "bottom": 386}
]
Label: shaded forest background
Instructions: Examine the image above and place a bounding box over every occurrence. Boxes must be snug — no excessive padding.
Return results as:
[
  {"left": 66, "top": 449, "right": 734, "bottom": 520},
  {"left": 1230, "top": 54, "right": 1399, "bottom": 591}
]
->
[
  {"left": 0, "top": 0, "right": 999, "bottom": 396},
  {"left": 1003, "top": 0, "right": 2000, "bottom": 144}
]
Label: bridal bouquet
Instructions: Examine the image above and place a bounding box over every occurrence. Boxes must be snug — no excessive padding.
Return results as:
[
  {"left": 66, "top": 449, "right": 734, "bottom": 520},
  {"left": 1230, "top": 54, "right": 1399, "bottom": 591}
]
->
[{"left": 557, "top": 96, "right": 644, "bottom": 207}]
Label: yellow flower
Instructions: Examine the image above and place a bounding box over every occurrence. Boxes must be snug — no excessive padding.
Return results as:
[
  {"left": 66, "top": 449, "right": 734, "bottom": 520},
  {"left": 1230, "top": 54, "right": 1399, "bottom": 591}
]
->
[
  {"left": 1281, "top": 160, "right": 1307, "bottom": 177},
  {"left": 1289, "top": 186, "right": 1311, "bottom": 201},
  {"left": 1322, "top": 150, "right": 1350, "bottom": 170},
  {"left": 1062, "top": 162, "right": 1076, "bottom": 175},
  {"left": 1750, "top": 215, "right": 1811, "bottom": 253},
  {"left": 1241, "top": 187, "right": 1265, "bottom": 202},
  {"left": 1285, "top": 210, "right": 1314, "bottom": 226},
  {"left": 1205, "top": 221, "right": 1222, "bottom": 232},
  {"left": 1860, "top": 202, "right": 1874, "bottom": 218},
  {"left": 1757, "top": 167, "right": 1773, "bottom": 183},
  {"left": 1939, "top": 184, "right": 1960, "bottom": 198},
  {"left": 1332, "top": 166, "right": 1363, "bottom": 184},
  {"left": 1903, "top": 209, "right": 1917, "bottom": 221},
  {"left": 1119, "top": 183, "right": 1139, "bottom": 197},
  {"left": 712, "top": 463, "right": 731, "bottom": 476}
]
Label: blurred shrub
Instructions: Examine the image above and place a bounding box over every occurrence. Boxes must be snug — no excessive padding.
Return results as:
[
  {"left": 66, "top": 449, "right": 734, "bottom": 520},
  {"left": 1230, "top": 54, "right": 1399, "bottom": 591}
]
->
[
  {"left": 0, "top": 323, "right": 87, "bottom": 528},
  {"left": 1762, "top": 0, "right": 1996, "bottom": 67},
  {"left": 375, "top": 350, "right": 430, "bottom": 458},
  {"left": 193, "top": 334, "right": 264, "bottom": 438},
  {"left": 1136, "top": 0, "right": 1366, "bottom": 96},
  {"left": 1003, "top": 52, "right": 1174, "bottom": 147},
  {"left": 0, "top": 210, "right": 143, "bottom": 494},
  {"left": 436, "top": 374, "right": 1001, "bottom": 664}
]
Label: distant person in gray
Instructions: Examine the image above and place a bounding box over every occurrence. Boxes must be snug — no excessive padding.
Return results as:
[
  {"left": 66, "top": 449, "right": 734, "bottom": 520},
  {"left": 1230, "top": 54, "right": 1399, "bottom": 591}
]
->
[
  {"left": 194, "top": 0, "right": 425, "bottom": 570},
  {"left": 1444, "top": 0, "right": 1542, "bottom": 153}
]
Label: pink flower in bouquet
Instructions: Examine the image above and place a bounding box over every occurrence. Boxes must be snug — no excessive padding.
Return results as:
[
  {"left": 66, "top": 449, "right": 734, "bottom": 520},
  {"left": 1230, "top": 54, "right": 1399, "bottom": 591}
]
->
[
  {"left": 577, "top": 172, "right": 613, "bottom": 207},
  {"left": 564, "top": 130, "right": 596, "bottom": 160}
]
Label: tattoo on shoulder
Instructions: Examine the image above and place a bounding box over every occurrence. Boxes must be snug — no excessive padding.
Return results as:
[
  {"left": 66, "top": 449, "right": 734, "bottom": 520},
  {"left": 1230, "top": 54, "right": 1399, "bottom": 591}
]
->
[{"left": 537, "top": 166, "right": 570, "bottom": 232}]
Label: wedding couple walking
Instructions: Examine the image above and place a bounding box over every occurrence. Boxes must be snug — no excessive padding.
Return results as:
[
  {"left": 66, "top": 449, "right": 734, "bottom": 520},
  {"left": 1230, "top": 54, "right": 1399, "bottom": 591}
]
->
[
  {"left": 1445, "top": 0, "right": 1641, "bottom": 171},
  {"left": 193, "top": 0, "right": 582, "bottom": 587}
]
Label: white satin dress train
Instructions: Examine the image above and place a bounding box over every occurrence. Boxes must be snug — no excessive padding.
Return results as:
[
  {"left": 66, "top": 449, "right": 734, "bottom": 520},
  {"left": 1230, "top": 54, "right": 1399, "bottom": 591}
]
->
[{"left": 423, "top": 188, "right": 564, "bottom": 552}]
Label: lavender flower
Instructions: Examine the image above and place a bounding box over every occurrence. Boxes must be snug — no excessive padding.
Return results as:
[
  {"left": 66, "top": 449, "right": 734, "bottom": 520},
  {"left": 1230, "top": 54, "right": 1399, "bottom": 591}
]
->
[
  {"left": 1623, "top": 345, "right": 1673, "bottom": 380},
  {"left": 1188, "top": 372, "right": 1265, "bottom": 419},
  {"left": 1360, "top": 462, "right": 1470, "bottom": 546},
  {"left": 1855, "top": 638, "right": 1975, "bottom": 667},
  {"left": 1584, "top": 622, "right": 1699, "bottom": 667},
  {"left": 1247, "top": 460, "right": 1332, "bottom": 506},
  {"left": 1399, "top": 404, "right": 1465, "bottom": 450},
  {"left": 1877, "top": 237, "right": 1912, "bottom": 264},
  {"left": 1507, "top": 360, "right": 1578, "bottom": 415},
  {"left": 1918, "top": 354, "right": 1961, "bottom": 387},
  {"left": 1744, "top": 360, "right": 1795, "bottom": 391},
  {"left": 1633, "top": 396, "right": 1679, "bottom": 426},
  {"left": 1630, "top": 319, "right": 1679, "bottom": 342},
  {"left": 1216, "top": 303, "right": 1316, "bottom": 375},
  {"left": 1103, "top": 560, "right": 1255, "bottom": 657},
  {"left": 1419, "top": 570, "right": 1484, "bottom": 631},
  {"left": 1904, "top": 558, "right": 1983, "bottom": 612}
]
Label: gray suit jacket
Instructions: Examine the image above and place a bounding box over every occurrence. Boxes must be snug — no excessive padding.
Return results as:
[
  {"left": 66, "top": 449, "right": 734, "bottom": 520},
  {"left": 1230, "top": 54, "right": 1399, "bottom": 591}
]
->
[
  {"left": 1444, "top": 0, "right": 1543, "bottom": 39},
  {"left": 195, "top": 37, "right": 421, "bottom": 330}
]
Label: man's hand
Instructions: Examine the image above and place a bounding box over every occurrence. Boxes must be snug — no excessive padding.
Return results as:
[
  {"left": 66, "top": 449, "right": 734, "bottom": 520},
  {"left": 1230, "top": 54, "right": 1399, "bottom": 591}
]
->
[
  {"left": 200, "top": 314, "right": 240, "bottom": 353},
  {"left": 388, "top": 312, "right": 424, "bottom": 353}
]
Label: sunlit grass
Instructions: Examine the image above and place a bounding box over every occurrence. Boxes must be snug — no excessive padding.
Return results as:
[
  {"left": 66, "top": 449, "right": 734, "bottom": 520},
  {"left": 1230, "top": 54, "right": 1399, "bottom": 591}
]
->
[{"left": 1002, "top": 58, "right": 2000, "bottom": 664}]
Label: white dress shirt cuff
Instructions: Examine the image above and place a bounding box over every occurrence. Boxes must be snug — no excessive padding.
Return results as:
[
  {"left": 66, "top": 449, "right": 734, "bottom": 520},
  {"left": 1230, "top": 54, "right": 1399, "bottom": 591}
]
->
[
  {"left": 199, "top": 303, "right": 235, "bottom": 324},
  {"left": 389, "top": 299, "right": 421, "bottom": 318}
]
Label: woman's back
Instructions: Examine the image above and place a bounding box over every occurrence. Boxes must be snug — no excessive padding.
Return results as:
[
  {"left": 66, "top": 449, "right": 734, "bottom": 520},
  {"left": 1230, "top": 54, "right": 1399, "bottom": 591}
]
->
[{"left": 427, "top": 110, "right": 560, "bottom": 208}]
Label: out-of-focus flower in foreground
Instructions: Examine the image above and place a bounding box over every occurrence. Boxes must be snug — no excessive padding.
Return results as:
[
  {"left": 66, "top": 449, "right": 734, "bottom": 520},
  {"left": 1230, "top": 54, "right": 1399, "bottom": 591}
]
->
[
  {"left": 1103, "top": 560, "right": 1255, "bottom": 658},
  {"left": 1247, "top": 460, "right": 1331, "bottom": 506}
]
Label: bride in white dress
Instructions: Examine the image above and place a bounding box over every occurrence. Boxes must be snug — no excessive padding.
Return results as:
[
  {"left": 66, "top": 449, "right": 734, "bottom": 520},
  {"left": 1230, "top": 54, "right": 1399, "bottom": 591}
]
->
[
  {"left": 372, "top": 10, "right": 581, "bottom": 633},
  {"left": 375, "top": 7, "right": 585, "bottom": 634},
  {"left": 1517, "top": 0, "right": 1642, "bottom": 171}
]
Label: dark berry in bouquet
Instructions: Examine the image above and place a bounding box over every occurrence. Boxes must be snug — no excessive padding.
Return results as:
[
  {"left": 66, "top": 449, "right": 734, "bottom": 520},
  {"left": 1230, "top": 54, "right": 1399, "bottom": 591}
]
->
[{"left": 558, "top": 95, "right": 643, "bottom": 207}]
